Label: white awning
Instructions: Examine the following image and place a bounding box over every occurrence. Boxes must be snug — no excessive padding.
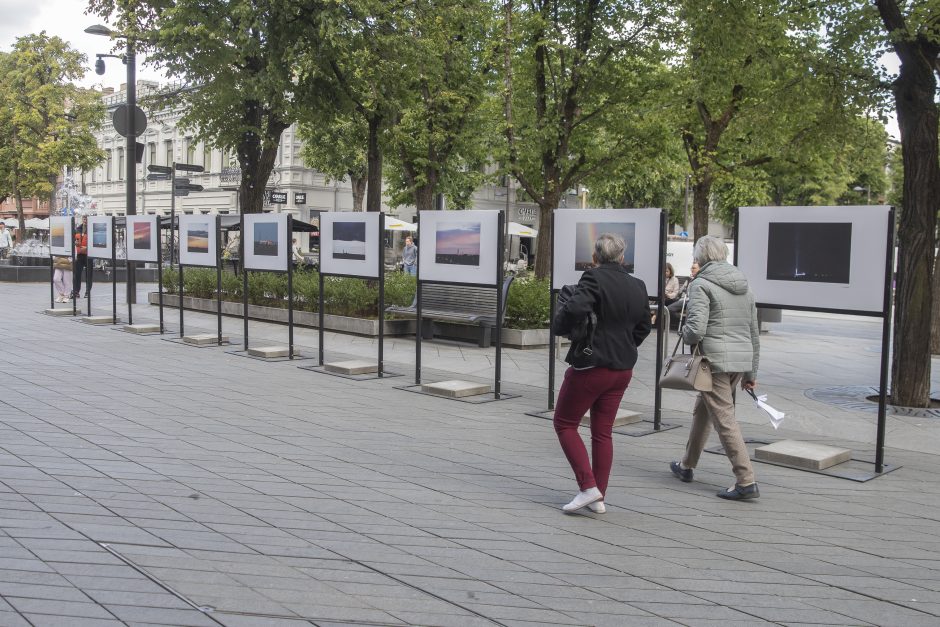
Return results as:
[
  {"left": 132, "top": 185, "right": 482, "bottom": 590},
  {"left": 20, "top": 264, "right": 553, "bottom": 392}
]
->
[
  {"left": 507, "top": 221, "right": 538, "bottom": 237},
  {"left": 384, "top": 216, "right": 417, "bottom": 231}
]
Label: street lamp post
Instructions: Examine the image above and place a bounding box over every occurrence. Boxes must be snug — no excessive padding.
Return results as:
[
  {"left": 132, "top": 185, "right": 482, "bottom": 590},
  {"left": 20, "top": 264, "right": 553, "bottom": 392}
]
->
[
  {"left": 854, "top": 185, "right": 872, "bottom": 204},
  {"left": 86, "top": 24, "right": 137, "bottom": 304}
]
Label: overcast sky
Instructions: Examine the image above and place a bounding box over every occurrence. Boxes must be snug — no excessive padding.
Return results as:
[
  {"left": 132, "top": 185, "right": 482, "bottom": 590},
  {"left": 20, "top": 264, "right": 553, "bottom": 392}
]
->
[{"left": 1, "top": 0, "right": 901, "bottom": 139}]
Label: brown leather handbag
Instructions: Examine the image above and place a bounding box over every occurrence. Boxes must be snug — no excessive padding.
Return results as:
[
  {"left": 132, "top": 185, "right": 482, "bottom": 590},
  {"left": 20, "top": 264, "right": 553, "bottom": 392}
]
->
[{"left": 659, "top": 336, "right": 713, "bottom": 392}]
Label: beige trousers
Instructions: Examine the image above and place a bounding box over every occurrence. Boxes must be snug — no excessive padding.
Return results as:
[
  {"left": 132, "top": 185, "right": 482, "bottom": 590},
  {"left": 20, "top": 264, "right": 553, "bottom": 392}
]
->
[{"left": 681, "top": 372, "right": 756, "bottom": 485}]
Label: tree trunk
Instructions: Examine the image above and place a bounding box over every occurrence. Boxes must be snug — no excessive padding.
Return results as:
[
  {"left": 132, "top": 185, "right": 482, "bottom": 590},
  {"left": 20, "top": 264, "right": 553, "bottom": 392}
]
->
[
  {"left": 349, "top": 174, "right": 366, "bottom": 212},
  {"left": 47, "top": 174, "right": 58, "bottom": 217},
  {"left": 886, "top": 27, "right": 939, "bottom": 407},
  {"left": 932, "top": 250, "right": 940, "bottom": 355},
  {"left": 533, "top": 192, "right": 561, "bottom": 279},
  {"left": 691, "top": 177, "right": 711, "bottom": 242},
  {"left": 365, "top": 116, "right": 383, "bottom": 212},
  {"left": 13, "top": 168, "right": 25, "bottom": 233},
  {"left": 237, "top": 101, "right": 288, "bottom": 214},
  {"left": 413, "top": 184, "right": 436, "bottom": 213}
]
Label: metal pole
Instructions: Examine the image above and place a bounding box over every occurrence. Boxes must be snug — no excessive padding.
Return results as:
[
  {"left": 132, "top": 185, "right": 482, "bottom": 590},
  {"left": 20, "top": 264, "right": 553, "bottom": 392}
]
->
[
  {"left": 125, "top": 38, "right": 137, "bottom": 305},
  {"left": 318, "top": 270, "right": 325, "bottom": 365},
  {"left": 157, "top": 218, "right": 164, "bottom": 333},
  {"left": 287, "top": 214, "right": 294, "bottom": 359},
  {"left": 112, "top": 218, "right": 118, "bottom": 324},
  {"left": 241, "top": 213, "right": 249, "bottom": 351},
  {"left": 548, "top": 211, "right": 556, "bottom": 410},
  {"left": 495, "top": 211, "right": 505, "bottom": 399},
  {"left": 49, "top": 252, "right": 54, "bottom": 309},
  {"left": 876, "top": 208, "right": 896, "bottom": 473},
  {"left": 179, "top": 262, "right": 185, "bottom": 338},
  {"left": 169, "top": 165, "right": 176, "bottom": 269},
  {"left": 71, "top": 217, "right": 77, "bottom": 316},
  {"left": 216, "top": 215, "right": 222, "bottom": 344},
  {"left": 377, "top": 213, "right": 385, "bottom": 376},
  {"left": 654, "top": 210, "right": 667, "bottom": 430},
  {"left": 415, "top": 213, "right": 422, "bottom": 385},
  {"left": 683, "top": 174, "right": 690, "bottom": 234}
]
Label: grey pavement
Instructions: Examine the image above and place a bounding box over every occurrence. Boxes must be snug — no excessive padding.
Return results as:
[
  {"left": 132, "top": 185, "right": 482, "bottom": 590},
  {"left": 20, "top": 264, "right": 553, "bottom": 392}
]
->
[{"left": 0, "top": 281, "right": 939, "bottom": 626}]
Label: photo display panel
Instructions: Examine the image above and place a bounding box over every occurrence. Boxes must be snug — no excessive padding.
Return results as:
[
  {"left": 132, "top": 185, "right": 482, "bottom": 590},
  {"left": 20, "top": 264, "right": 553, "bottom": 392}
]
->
[
  {"left": 736, "top": 205, "right": 891, "bottom": 314},
  {"left": 552, "top": 208, "right": 663, "bottom": 297},
  {"left": 319, "top": 211, "right": 380, "bottom": 278},
  {"left": 178, "top": 214, "right": 218, "bottom": 267},
  {"left": 243, "top": 213, "right": 289, "bottom": 272},
  {"left": 86, "top": 216, "right": 114, "bottom": 259},
  {"left": 418, "top": 210, "right": 500, "bottom": 285},
  {"left": 125, "top": 215, "right": 159, "bottom": 262},
  {"left": 49, "top": 216, "right": 73, "bottom": 257}
]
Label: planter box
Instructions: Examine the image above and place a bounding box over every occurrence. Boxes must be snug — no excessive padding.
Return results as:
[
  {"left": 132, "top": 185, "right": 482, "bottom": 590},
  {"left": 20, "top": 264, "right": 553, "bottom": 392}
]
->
[
  {"left": 150, "top": 292, "right": 415, "bottom": 337},
  {"left": 148, "top": 292, "right": 561, "bottom": 348}
]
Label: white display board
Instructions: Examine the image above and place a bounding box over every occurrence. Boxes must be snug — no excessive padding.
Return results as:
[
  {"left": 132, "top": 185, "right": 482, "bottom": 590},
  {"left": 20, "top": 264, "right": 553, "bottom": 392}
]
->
[
  {"left": 736, "top": 205, "right": 891, "bottom": 314},
  {"left": 418, "top": 210, "right": 500, "bottom": 285},
  {"left": 86, "top": 216, "right": 114, "bottom": 259},
  {"left": 49, "top": 216, "right": 72, "bottom": 257},
  {"left": 243, "top": 213, "right": 289, "bottom": 272},
  {"left": 552, "top": 208, "right": 663, "bottom": 296},
  {"left": 319, "top": 212, "right": 381, "bottom": 278},
  {"left": 125, "top": 216, "right": 159, "bottom": 263},
  {"left": 178, "top": 214, "right": 218, "bottom": 267}
]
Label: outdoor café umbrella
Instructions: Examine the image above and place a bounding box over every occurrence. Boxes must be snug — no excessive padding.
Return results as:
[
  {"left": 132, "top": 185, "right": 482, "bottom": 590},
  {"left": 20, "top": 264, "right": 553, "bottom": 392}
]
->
[
  {"left": 25, "top": 218, "right": 49, "bottom": 230},
  {"left": 507, "top": 221, "right": 538, "bottom": 237},
  {"left": 384, "top": 216, "right": 417, "bottom": 231}
]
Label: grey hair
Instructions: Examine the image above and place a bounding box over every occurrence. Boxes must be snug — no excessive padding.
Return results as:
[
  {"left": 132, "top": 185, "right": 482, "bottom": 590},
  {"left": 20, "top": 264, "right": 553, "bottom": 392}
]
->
[
  {"left": 693, "top": 235, "right": 729, "bottom": 264},
  {"left": 594, "top": 233, "right": 625, "bottom": 264}
]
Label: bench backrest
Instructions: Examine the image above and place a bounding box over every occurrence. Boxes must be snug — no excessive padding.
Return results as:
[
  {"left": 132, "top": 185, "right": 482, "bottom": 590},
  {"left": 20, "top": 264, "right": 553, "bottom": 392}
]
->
[{"left": 414, "top": 276, "right": 514, "bottom": 316}]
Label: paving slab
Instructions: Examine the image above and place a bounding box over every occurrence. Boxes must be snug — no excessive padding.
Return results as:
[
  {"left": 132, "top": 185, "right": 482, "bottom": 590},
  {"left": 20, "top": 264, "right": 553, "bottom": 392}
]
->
[
  {"left": 246, "top": 345, "right": 290, "bottom": 358},
  {"left": 755, "top": 439, "right": 853, "bottom": 470},
  {"left": 81, "top": 315, "right": 119, "bottom": 325},
  {"left": 421, "top": 379, "right": 492, "bottom": 398},
  {"left": 324, "top": 359, "right": 378, "bottom": 375},
  {"left": 182, "top": 333, "right": 229, "bottom": 345},
  {"left": 123, "top": 324, "right": 161, "bottom": 334}
]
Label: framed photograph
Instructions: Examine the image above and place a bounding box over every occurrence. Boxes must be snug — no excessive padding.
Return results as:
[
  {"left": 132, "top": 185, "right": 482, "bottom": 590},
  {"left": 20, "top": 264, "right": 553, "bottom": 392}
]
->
[
  {"left": 552, "top": 208, "right": 663, "bottom": 297},
  {"left": 243, "top": 213, "right": 288, "bottom": 272},
  {"left": 49, "top": 216, "right": 72, "bottom": 257},
  {"left": 86, "top": 216, "right": 114, "bottom": 259},
  {"left": 419, "top": 210, "right": 500, "bottom": 285},
  {"left": 736, "top": 205, "right": 892, "bottom": 314},
  {"left": 178, "top": 214, "right": 218, "bottom": 267},
  {"left": 319, "top": 212, "right": 380, "bottom": 278},
  {"left": 125, "top": 216, "right": 159, "bottom": 262}
]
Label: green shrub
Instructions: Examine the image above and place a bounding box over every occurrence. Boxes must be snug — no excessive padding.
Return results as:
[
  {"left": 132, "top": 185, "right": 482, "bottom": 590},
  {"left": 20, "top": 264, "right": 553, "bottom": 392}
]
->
[
  {"left": 163, "top": 268, "right": 178, "bottom": 294},
  {"left": 292, "top": 268, "right": 319, "bottom": 311},
  {"left": 186, "top": 268, "right": 217, "bottom": 299},
  {"left": 384, "top": 273, "right": 416, "bottom": 307},
  {"left": 505, "top": 277, "right": 550, "bottom": 329}
]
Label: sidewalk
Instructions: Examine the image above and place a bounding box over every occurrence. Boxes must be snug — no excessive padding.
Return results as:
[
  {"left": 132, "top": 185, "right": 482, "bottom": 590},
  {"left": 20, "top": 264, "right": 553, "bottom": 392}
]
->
[{"left": 1, "top": 282, "right": 939, "bottom": 626}]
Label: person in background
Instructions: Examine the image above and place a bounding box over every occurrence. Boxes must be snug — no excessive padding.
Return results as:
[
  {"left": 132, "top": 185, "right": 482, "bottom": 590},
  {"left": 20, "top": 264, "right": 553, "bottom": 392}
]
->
[
  {"left": 667, "top": 261, "right": 700, "bottom": 329},
  {"left": 53, "top": 255, "right": 73, "bottom": 302},
  {"left": 0, "top": 223, "right": 13, "bottom": 260},
  {"left": 664, "top": 263, "right": 680, "bottom": 305},
  {"left": 669, "top": 235, "right": 761, "bottom": 500},
  {"left": 551, "top": 233, "right": 652, "bottom": 514},
  {"left": 402, "top": 236, "right": 417, "bottom": 276},
  {"left": 292, "top": 238, "right": 304, "bottom": 267},
  {"left": 72, "top": 215, "right": 92, "bottom": 298}
]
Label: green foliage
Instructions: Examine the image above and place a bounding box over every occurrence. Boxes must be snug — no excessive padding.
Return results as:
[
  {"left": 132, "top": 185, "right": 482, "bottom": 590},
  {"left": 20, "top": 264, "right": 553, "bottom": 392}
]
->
[
  {"left": 504, "top": 277, "right": 550, "bottom": 330},
  {"left": 384, "top": 273, "right": 417, "bottom": 308}
]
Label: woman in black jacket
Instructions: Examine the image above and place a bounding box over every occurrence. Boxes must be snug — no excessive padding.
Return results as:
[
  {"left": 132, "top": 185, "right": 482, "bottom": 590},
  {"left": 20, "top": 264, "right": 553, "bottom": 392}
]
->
[{"left": 552, "top": 233, "right": 652, "bottom": 513}]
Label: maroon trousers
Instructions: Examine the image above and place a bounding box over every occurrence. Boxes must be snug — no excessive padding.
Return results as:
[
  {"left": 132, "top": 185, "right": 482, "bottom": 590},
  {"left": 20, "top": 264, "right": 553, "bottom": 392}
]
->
[{"left": 553, "top": 367, "right": 633, "bottom": 495}]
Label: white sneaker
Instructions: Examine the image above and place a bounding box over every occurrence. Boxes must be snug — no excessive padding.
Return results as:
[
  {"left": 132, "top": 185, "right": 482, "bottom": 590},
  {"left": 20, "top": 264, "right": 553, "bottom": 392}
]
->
[
  {"left": 562, "top": 487, "right": 603, "bottom": 513},
  {"left": 587, "top": 501, "right": 606, "bottom": 514}
]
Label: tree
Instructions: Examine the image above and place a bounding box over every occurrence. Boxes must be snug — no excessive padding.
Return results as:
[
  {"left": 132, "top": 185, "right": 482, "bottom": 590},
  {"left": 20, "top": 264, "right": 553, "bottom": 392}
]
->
[
  {"left": 299, "top": 112, "right": 368, "bottom": 212},
  {"left": 89, "top": 0, "right": 311, "bottom": 214},
  {"left": 382, "top": 0, "right": 499, "bottom": 213},
  {"left": 0, "top": 34, "right": 104, "bottom": 230},
  {"left": 502, "top": 0, "right": 674, "bottom": 278}
]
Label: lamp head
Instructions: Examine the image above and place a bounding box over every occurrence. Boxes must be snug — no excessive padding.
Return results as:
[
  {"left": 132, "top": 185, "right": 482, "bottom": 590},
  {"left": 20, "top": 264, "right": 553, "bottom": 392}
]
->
[
  {"left": 94, "top": 57, "right": 106, "bottom": 75},
  {"left": 84, "top": 24, "right": 115, "bottom": 37}
]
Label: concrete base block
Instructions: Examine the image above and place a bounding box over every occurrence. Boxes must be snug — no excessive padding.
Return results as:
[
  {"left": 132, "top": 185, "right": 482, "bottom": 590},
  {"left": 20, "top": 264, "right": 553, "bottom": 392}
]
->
[
  {"left": 183, "top": 333, "right": 229, "bottom": 346},
  {"left": 44, "top": 308, "right": 76, "bottom": 317},
  {"left": 248, "top": 346, "right": 290, "bottom": 359},
  {"left": 421, "top": 380, "right": 491, "bottom": 398},
  {"left": 325, "top": 359, "right": 378, "bottom": 375},
  {"left": 580, "top": 409, "right": 643, "bottom": 427},
  {"left": 82, "top": 315, "right": 119, "bottom": 325},
  {"left": 755, "top": 439, "right": 852, "bottom": 470},
  {"left": 124, "top": 324, "right": 161, "bottom": 334}
]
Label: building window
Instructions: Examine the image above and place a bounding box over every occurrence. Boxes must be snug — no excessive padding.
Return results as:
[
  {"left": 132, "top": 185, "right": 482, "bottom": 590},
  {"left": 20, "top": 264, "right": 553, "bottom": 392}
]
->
[
  {"left": 106, "top": 150, "right": 112, "bottom": 181},
  {"left": 148, "top": 142, "right": 156, "bottom": 166},
  {"left": 117, "top": 148, "right": 125, "bottom": 180},
  {"left": 164, "top": 140, "right": 173, "bottom": 166},
  {"left": 203, "top": 145, "right": 212, "bottom": 172},
  {"left": 183, "top": 137, "right": 195, "bottom": 164}
]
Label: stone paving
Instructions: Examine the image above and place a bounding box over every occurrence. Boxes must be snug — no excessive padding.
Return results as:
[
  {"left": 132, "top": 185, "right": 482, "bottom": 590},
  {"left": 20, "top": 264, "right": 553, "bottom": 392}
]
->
[{"left": 1, "top": 282, "right": 940, "bottom": 626}]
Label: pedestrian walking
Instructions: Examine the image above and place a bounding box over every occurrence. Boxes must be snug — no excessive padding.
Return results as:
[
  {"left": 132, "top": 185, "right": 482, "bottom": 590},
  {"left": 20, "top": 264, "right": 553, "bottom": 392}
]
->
[
  {"left": 552, "top": 233, "right": 652, "bottom": 514},
  {"left": 72, "top": 215, "right": 93, "bottom": 298},
  {"left": 53, "top": 255, "right": 73, "bottom": 302},
  {"left": 668, "top": 235, "right": 761, "bottom": 500},
  {"left": 0, "top": 223, "right": 13, "bottom": 260},
  {"left": 401, "top": 236, "right": 417, "bottom": 276}
]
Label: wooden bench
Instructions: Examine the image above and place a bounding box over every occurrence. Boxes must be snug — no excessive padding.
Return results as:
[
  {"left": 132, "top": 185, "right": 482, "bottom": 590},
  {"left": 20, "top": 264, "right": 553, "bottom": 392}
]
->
[{"left": 387, "top": 277, "right": 514, "bottom": 347}]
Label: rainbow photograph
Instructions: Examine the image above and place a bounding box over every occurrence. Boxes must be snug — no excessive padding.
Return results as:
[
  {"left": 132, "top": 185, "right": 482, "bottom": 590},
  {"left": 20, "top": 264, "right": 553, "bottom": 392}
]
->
[{"left": 574, "top": 221, "right": 636, "bottom": 271}]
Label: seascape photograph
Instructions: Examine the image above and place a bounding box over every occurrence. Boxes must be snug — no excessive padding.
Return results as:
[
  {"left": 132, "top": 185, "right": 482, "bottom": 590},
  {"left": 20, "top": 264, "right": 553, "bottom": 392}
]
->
[
  {"left": 187, "top": 223, "right": 210, "bottom": 254},
  {"left": 574, "top": 221, "right": 636, "bottom": 271},
  {"left": 332, "top": 221, "right": 367, "bottom": 261},
  {"left": 253, "top": 222, "right": 280, "bottom": 256},
  {"left": 92, "top": 222, "right": 107, "bottom": 248},
  {"left": 766, "top": 222, "right": 852, "bottom": 284},
  {"left": 435, "top": 222, "right": 481, "bottom": 266},
  {"left": 133, "top": 222, "right": 152, "bottom": 250},
  {"left": 51, "top": 224, "right": 65, "bottom": 248}
]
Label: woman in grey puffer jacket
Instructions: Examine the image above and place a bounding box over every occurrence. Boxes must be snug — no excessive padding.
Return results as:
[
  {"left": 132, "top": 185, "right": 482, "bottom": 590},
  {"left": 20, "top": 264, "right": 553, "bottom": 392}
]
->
[{"left": 669, "top": 235, "right": 761, "bottom": 500}]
